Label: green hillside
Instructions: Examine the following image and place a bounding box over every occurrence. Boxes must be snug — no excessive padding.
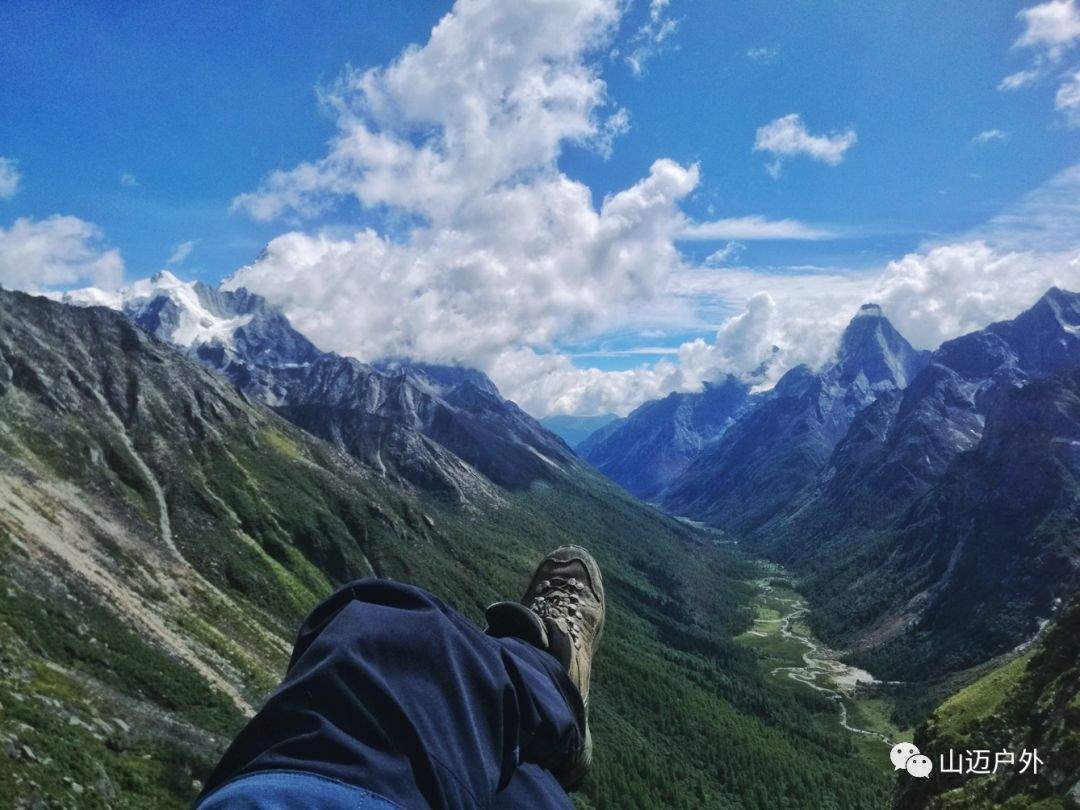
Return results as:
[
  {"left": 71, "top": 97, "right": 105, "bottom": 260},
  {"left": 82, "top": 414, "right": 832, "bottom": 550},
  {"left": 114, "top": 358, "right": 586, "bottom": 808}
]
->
[{"left": 895, "top": 596, "right": 1080, "bottom": 809}]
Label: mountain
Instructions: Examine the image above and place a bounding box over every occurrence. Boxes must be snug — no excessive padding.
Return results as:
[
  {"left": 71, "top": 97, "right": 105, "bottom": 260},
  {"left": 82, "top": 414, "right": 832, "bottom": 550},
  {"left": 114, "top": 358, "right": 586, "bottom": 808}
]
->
[
  {"left": 539, "top": 413, "right": 619, "bottom": 447},
  {"left": 750, "top": 289, "right": 1080, "bottom": 680},
  {"left": 60, "top": 272, "right": 576, "bottom": 496},
  {"left": 661, "top": 303, "right": 929, "bottom": 531},
  {"left": 896, "top": 592, "right": 1080, "bottom": 809},
  {"left": 0, "top": 289, "right": 893, "bottom": 808},
  {"left": 578, "top": 377, "right": 752, "bottom": 500}
]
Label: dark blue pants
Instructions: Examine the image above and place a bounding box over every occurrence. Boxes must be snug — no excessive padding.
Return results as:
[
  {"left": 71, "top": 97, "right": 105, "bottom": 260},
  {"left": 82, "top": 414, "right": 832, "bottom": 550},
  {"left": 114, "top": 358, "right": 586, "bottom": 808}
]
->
[{"left": 196, "top": 580, "right": 583, "bottom": 809}]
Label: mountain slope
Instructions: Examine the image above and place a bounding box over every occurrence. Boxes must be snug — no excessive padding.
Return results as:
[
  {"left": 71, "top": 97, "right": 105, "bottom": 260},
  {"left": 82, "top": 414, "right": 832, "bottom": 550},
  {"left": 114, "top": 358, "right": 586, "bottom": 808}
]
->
[
  {"left": 815, "top": 365, "right": 1080, "bottom": 680},
  {"left": 578, "top": 377, "right": 751, "bottom": 500},
  {"left": 61, "top": 272, "right": 577, "bottom": 495},
  {"left": 0, "top": 291, "right": 891, "bottom": 808},
  {"left": 749, "top": 289, "right": 1080, "bottom": 680},
  {"left": 662, "top": 304, "right": 928, "bottom": 531},
  {"left": 895, "top": 593, "right": 1080, "bottom": 808},
  {"left": 786, "top": 287, "right": 1080, "bottom": 542}
]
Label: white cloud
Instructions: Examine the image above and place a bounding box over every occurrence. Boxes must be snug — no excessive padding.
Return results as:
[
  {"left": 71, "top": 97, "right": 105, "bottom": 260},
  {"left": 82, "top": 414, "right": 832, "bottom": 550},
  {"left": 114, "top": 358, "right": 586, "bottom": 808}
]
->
[
  {"left": 746, "top": 46, "right": 778, "bottom": 63},
  {"left": 753, "top": 113, "right": 857, "bottom": 177},
  {"left": 998, "top": 67, "right": 1042, "bottom": 91},
  {"left": 621, "top": 0, "right": 679, "bottom": 77},
  {"left": 227, "top": 157, "right": 699, "bottom": 367},
  {"left": 224, "top": 0, "right": 1078, "bottom": 418},
  {"left": 1056, "top": 69, "right": 1080, "bottom": 125},
  {"left": 705, "top": 241, "right": 744, "bottom": 264},
  {"left": 490, "top": 348, "right": 683, "bottom": 416},
  {"left": 1014, "top": 0, "right": 1080, "bottom": 59},
  {"left": 232, "top": 0, "right": 623, "bottom": 223},
  {"left": 119, "top": 172, "right": 140, "bottom": 188},
  {"left": 873, "top": 241, "right": 1077, "bottom": 349},
  {"left": 668, "top": 265, "right": 877, "bottom": 374},
  {"left": 679, "top": 215, "right": 837, "bottom": 241},
  {"left": 999, "top": 1, "right": 1080, "bottom": 121},
  {"left": 166, "top": 240, "right": 197, "bottom": 266},
  {"left": 0, "top": 158, "right": 21, "bottom": 200},
  {"left": 0, "top": 216, "right": 124, "bottom": 292},
  {"left": 971, "top": 129, "right": 1008, "bottom": 144},
  {"left": 593, "top": 106, "right": 631, "bottom": 159},
  {"left": 226, "top": 0, "right": 845, "bottom": 416}
]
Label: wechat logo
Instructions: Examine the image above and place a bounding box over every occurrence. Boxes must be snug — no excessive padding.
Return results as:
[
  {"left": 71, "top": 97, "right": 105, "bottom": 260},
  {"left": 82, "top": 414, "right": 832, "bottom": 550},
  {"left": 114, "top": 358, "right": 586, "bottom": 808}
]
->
[{"left": 890, "top": 742, "right": 933, "bottom": 779}]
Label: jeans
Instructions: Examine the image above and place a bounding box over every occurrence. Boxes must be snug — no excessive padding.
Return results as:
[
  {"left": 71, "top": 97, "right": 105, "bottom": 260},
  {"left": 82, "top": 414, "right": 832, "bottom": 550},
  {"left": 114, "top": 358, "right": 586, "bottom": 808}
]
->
[{"left": 196, "top": 579, "right": 584, "bottom": 809}]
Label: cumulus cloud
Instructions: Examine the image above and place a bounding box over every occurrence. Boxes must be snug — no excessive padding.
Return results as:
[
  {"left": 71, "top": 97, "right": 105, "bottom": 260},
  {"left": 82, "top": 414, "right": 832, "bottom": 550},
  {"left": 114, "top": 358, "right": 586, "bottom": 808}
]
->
[
  {"left": 753, "top": 113, "right": 857, "bottom": 177},
  {"left": 232, "top": 0, "right": 623, "bottom": 223},
  {"left": 873, "top": 242, "right": 1077, "bottom": 349},
  {"left": 998, "top": 67, "right": 1042, "bottom": 91},
  {"left": 224, "top": 0, "right": 1075, "bottom": 417},
  {"left": 491, "top": 292, "right": 784, "bottom": 415},
  {"left": 971, "top": 129, "right": 1008, "bottom": 144},
  {"left": 119, "top": 172, "right": 140, "bottom": 188},
  {"left": 490, "top": 347, "right": 685, "bottom": 416},
  {"left": 704, "top": 241, "right": 744, "bottom": 265},
  {"left": 0, "top": 216, "right": 124, "bottom": 292},
  {"left": 669, "top": 265, "right": 877, "bottom": 377},
  {"left": 1014, "top": 0, "right": 1080, "bottom": 59},
  {"left": 225, "top": 0, "right": 847, "bottom": 416},
  {"left": 0, "top": 158, "right": 21, "bottom": 200},
  {"left": 228, "top": 158, "right": 698, "bottom": 366},
  {"left": 166, "top": 240, "right": 197, "bottom": 266}
]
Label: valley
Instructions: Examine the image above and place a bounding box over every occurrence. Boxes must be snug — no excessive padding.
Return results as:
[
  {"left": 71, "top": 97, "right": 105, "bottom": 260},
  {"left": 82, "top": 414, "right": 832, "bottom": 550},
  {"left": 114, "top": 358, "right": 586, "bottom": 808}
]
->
[
  {"left": 736, "top": 565, "right": 907, "bottom": 779},
  {"left": 1, "top": 279, "right": 1076, "bottom": 808}
]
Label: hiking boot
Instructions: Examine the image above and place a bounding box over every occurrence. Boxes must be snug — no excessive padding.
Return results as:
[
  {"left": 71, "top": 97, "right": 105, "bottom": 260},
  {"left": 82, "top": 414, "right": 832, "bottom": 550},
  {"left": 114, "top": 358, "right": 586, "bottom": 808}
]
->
[{"left": 485, "top": 545, "right": 605, "bottom": 789}]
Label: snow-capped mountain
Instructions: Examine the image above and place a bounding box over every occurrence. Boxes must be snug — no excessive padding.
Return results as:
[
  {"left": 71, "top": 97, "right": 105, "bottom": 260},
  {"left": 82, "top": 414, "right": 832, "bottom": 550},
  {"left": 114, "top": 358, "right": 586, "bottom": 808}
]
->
[
  {"left": 59, "top": 272, "right": 576, "bottom": 496},
  {"left": 62, "top": 271, "right": 255, "bottom": 348}
]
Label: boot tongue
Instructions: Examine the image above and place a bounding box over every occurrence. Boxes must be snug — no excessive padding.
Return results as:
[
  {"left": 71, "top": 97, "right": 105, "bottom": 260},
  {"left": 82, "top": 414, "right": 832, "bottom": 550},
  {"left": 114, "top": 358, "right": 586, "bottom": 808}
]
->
[
  {"left": 541, "top": 617, "right": 573, "bottom": 671},
  {"left": 485, "top": 601, "right": 549, "bottom": 650},
  {"left": 485, "top": 602, "right": 573, "bottom": 671}
]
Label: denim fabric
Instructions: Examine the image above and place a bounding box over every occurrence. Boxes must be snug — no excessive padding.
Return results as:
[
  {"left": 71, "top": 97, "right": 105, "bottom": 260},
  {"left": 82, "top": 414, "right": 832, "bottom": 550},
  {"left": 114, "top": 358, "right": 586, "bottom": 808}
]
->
[{"left": 197, "top": 770, "right": 400, "bottom": 808}]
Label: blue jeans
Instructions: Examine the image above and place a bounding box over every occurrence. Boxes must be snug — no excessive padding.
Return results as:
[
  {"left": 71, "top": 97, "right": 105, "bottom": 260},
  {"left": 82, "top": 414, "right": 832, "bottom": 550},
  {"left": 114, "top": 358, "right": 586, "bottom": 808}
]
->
[{"left": 196, "top": 580, "right": 583, "bottom": 809}]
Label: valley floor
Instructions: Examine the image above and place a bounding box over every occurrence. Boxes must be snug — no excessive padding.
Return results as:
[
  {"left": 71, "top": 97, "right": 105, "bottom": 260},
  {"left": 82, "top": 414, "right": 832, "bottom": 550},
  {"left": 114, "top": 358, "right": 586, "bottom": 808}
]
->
[{"left": 735, "top": 564, "right": 911, "bottom": 785}]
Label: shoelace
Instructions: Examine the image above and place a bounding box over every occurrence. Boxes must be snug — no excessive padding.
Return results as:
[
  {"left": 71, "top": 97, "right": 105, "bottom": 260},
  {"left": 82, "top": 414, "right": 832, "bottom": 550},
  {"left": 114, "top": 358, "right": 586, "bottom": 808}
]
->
[{"left": 529, "top": 576, "right": 586, "bottom": 648}]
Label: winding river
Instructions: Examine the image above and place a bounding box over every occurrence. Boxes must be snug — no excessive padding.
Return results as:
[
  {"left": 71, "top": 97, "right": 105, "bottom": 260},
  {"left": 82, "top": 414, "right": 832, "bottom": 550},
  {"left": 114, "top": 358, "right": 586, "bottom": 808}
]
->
[{"left": 761, "top": 585, "right": 894, "bottom": 745}]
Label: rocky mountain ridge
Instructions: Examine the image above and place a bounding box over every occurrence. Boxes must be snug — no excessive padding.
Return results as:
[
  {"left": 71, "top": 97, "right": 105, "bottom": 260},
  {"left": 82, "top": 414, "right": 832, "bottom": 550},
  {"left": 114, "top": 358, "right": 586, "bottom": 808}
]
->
[
  {"left": 660, "top": 302, "right": 929, "bottom": 531},
  {"left": 60, "top": 272, "right": 576, "bottom": 497},
  {"left": 581, "top": 287, "right": 1080, "bottom": 682}
]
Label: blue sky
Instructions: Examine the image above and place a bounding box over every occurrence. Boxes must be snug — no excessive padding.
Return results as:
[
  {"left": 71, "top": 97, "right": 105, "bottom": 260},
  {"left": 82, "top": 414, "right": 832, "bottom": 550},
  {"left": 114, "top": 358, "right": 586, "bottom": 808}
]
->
[{"left": 2, "top": 1, "right": 1078, "bottom": 414}]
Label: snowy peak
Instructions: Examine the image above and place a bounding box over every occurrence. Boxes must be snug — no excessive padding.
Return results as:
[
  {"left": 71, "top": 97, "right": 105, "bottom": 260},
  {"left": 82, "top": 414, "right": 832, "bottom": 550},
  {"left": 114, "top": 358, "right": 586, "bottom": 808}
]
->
[
  {"left": 833, "top": 302, "right": 928, "bottom": 390},
  {"left": 61, "top": 272, "right": 254, "bottom": 349}
]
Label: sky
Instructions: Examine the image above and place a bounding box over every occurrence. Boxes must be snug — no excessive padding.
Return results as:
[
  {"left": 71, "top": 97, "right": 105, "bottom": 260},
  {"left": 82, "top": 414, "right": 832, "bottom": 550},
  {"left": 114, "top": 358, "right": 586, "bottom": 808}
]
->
[{"left": 2, "top": 0, "right": 1079, "bottom": 416}]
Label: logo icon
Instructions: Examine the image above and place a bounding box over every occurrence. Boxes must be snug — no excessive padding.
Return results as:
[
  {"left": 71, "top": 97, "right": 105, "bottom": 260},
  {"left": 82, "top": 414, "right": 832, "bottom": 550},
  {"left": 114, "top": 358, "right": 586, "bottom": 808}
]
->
[
  {"left": 890, "top": 742, "right": 920, "bottom": 771},
  {"left": 905, "top": 754, "right": 933, "bottom": 778}
]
